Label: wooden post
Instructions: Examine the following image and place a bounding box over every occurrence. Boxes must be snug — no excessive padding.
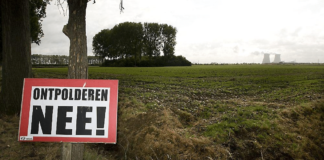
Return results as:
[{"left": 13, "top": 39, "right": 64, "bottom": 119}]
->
[
  {"left": 62, "top": 143, "right": 85, "bottom": 160},
  {"left": 62, "top": 143, "right": 71, "bottom": 160}
]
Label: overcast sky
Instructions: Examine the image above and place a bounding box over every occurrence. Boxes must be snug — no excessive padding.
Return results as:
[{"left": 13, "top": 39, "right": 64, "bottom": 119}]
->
[{"left": 31, "top": 0, "right": 324, "bottom": 63}]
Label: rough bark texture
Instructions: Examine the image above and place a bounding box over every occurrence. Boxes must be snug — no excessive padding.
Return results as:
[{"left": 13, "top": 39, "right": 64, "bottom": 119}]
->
[
  {"left": 63, "top": 0, "right": 88, "bottom": 79},
  {"left": 0, "top": 0, "right": 32, "bottom": 115},
  {"left": 62, "top": 0, "right": 88, "bottom": 159}
]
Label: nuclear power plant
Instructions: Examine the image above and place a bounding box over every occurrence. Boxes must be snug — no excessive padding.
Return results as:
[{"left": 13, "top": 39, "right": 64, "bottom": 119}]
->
[
  {"left": 262, "top": 54, "right": 271, "bottom": 64},
  {"left": 262, "top": 53, "right": 282, "bottom": 64},
  {"left": 273, "top": 54, "right": 281, "bottom": 63}
]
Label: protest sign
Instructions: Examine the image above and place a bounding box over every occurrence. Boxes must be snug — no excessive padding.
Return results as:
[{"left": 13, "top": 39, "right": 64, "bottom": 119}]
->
[{"left": 18, "top": 78, "right": 118, "bottom": 143}]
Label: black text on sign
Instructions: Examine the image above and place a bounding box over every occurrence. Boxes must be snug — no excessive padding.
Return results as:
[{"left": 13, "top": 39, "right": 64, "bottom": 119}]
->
[{"left": 28, "top": 87, "right": 110, "bottom": 138}]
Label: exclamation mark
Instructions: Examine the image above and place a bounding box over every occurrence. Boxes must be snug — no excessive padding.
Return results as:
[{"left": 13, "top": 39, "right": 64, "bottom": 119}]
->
[{"left": 96, "top": 107, "right": 106, "bottom": 136}]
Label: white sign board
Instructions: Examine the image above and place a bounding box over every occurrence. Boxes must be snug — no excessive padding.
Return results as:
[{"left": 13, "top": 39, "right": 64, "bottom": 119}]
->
[{"left": 19, "top": 78, "right": 118, "bottom": 143}]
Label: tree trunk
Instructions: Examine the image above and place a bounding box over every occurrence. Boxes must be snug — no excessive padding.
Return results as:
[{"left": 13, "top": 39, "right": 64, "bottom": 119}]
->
[
  {"left": 0, "top": 0, "right": 32, "bottom": 115},
  {"left": 63, "top": 0, "right": 88, "bottom": 79},
  {"left": 62, "top": 0, "right": 88, "bottom": 159}
]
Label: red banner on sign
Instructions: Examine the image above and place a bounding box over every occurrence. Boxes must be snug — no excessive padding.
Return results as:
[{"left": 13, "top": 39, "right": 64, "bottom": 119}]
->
[{"left": 18, "top": 78, "right": 118, "bottom": 143}]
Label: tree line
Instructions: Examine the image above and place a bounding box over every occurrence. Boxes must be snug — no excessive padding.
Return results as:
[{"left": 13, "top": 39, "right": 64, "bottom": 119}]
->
[
  {"left": 92, "top": 22, "right": 190, "bottom": 67},
  {"left": 31, "top": 54, "right": 103, "bottom": 65}
]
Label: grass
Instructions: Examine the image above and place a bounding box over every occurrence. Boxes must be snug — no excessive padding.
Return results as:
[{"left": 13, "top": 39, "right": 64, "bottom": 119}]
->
[{"left": 1, "top": 64, "right": 324, "bottom": 159}]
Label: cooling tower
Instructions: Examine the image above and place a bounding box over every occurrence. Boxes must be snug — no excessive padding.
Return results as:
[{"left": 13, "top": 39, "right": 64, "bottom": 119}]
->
[
  {"left": 262, "top": 54, "right": 270, "bottom": 64},
  {"left": 273, "top": 54, "right": 281, "bottom": 63}
]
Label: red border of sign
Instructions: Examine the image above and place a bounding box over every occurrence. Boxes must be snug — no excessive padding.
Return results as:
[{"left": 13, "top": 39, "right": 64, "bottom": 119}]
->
[{"left": 18, "top": 78, "right": 118, "bottom": 143}]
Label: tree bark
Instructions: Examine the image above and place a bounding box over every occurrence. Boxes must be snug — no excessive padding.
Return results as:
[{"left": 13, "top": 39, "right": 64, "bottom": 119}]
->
[
  {"left": 63, "top": 0, "right": 88, "bottom": 79},
  {"left": 0, "top": 0, "right": 32, "bottom": 115},
  {"left": 62, "top": 0, "right": 88, "bottom": 159}
]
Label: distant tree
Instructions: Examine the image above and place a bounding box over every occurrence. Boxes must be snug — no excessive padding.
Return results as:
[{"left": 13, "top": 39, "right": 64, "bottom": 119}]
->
[
  {"left": 112, "top": 22, "right": 143, "bottom": 64},
  {"left": 129, "top": 22, "right": 144, "bottom": 65},
  {"left": 93, "top": 22, "right": 177, "bottom": 62},
  {"left": 161, "top": 24, "right": 177, "bottom": 57},
  {"left": 93, "top": 22, "right": 143, "bottom": 64},
  {"left": 93, "top": 29, "right": 111, "bottom": 59},
  {"left": 143, "top": 22, "right": 163, "bottom": 58}
]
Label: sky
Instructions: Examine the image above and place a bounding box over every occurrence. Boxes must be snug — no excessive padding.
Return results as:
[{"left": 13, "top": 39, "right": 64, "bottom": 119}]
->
[{"left": 31, "top": 0, "right": 324, "bottom": 64}]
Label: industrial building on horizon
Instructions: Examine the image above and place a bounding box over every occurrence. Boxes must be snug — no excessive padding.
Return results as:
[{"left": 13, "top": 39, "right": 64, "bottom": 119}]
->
[{"left": 262, "top": 53, "right": 282, "bottom": 64}]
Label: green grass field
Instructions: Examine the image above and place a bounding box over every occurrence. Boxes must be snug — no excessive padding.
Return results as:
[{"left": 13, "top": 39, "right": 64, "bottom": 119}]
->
[{"left": 1, "top": 64, "right": 324, "bottom": 159}]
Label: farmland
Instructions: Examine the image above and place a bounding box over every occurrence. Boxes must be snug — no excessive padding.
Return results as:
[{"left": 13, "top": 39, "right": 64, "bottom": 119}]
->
[{"left": 1, "top": 64, "right": 324, "bottom": 159}]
